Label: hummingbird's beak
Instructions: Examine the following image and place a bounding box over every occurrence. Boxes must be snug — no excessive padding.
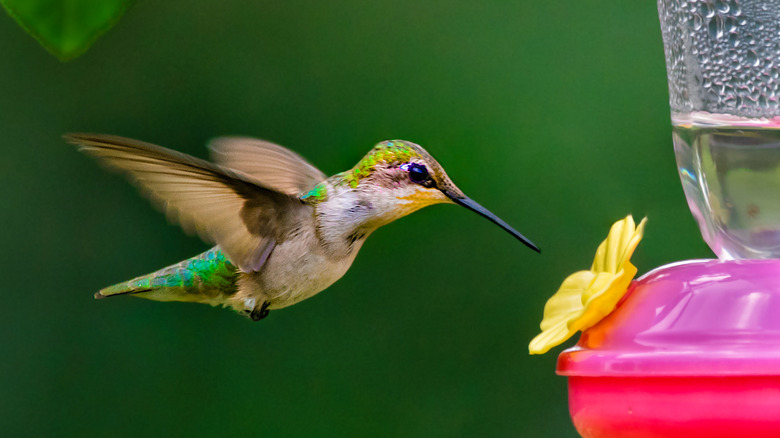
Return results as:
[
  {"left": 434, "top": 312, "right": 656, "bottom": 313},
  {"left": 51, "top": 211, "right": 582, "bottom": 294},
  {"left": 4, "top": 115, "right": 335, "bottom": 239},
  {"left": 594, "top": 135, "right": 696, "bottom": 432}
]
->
[{"left": 443, "top": 190, "right": 540, "bottom": 253}]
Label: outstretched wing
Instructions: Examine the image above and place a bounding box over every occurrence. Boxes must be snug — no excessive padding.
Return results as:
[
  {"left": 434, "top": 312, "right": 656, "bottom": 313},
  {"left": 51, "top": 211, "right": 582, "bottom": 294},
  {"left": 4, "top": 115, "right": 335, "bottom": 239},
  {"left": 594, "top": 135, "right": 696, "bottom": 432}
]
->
[
  {"left": 65, "top": 133, "right": 305, "bottom": 273},
  {"left": 209, "top": 137, "right": 326, "bottom": 196}
]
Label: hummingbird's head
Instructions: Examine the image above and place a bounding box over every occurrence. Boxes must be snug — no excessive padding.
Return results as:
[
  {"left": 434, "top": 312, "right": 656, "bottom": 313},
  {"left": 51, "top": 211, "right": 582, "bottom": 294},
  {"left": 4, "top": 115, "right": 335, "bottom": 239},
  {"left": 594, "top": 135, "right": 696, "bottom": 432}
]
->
[{"left": 341, "top": 140, "right": 539, "bottom": 252}]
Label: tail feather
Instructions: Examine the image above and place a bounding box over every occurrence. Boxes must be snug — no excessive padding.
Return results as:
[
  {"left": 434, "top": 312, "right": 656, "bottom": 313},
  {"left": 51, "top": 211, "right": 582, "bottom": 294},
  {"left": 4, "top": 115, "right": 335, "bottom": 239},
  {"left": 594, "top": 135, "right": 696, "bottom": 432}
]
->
[
  {"left": 94, "top": 247, "right": 238, "bottom": 305},
  {"left": 95, "top": 281, "right": 151, "bottom": 299}
]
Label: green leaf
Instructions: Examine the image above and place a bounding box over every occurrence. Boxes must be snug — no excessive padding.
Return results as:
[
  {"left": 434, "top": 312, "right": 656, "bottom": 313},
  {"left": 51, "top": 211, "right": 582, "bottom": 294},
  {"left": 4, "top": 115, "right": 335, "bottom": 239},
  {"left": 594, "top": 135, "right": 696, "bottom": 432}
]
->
[{"left": 1, "top": 0, "right": 132, "bottom": 61}]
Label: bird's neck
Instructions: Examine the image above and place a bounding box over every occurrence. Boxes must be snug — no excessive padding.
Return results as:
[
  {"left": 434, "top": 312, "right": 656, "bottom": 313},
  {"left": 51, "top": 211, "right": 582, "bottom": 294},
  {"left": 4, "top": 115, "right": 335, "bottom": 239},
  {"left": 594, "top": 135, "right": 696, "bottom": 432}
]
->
[{"left": 313, "top": 181, "right": 402, "bottom": 256}]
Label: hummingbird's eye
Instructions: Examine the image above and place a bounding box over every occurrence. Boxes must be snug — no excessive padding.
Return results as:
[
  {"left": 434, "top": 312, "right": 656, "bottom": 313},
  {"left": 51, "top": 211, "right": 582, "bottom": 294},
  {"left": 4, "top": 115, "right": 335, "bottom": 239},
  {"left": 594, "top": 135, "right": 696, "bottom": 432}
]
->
[{"left": 407, "top": 163, "right": 429, "bottom": 184}]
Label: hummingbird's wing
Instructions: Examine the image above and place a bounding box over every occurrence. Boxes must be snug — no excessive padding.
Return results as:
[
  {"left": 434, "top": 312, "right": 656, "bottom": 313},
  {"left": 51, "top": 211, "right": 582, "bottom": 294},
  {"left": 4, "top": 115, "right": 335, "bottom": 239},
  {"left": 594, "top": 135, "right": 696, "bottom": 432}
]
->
[
  {"left": 65, "top": 133, "right": 306, "bottom": 273},
  {"left": 208, "top": 137, "right": 326, "bottom": 196}
]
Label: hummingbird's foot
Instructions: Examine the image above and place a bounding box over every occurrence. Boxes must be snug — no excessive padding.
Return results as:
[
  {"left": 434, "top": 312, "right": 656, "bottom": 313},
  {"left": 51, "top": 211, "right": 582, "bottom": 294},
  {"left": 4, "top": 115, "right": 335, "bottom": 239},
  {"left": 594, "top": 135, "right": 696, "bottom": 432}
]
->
[{"left": 250, "top": 301, "right": 271, "bottom": 321}]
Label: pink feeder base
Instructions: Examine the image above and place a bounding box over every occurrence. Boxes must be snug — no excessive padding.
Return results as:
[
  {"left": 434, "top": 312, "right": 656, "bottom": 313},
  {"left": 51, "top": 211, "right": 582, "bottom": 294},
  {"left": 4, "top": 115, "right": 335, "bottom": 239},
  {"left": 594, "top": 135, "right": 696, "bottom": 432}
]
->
[
  {"left": 557, "top": 260, "right": 780, "bottom": 437},
  {"left": 568, "top": 376, "right": 780, "bottom": 438}
]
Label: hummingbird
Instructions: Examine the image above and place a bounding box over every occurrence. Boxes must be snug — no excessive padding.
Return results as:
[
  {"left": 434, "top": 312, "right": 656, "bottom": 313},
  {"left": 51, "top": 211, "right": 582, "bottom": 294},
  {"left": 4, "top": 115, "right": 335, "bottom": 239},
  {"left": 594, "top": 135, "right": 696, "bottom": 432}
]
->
[{"left": 66, "top": 134, "right": 539, "bottom": 321}]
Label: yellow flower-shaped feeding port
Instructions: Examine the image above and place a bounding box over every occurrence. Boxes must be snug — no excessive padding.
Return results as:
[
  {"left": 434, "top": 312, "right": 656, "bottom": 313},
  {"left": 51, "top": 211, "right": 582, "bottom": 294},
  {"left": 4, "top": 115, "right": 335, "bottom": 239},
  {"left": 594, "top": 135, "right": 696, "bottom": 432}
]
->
[{"left": 529, "top": 215, "right": 647, "bottom": 355}]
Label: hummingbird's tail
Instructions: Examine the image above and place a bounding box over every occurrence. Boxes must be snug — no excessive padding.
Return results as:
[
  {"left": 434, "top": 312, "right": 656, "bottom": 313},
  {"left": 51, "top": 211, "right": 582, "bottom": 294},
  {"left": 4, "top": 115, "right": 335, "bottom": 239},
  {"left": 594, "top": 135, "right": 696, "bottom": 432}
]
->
[
  {"left": 95, "top": 247, "right": 239, "bottom": 305},
  {"left": 95, "top": 283, "right": 148, "bottom": 299}
]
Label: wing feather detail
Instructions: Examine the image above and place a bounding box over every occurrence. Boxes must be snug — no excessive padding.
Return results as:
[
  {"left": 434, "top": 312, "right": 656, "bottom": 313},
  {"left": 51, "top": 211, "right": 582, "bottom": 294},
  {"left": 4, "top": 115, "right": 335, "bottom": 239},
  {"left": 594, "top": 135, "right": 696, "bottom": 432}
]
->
[
  {"left": 209, "top": 137, "right": 326, "bottom": 196},
  {"left": 65, "top": 133, "right": 303, "bottom": 272}
]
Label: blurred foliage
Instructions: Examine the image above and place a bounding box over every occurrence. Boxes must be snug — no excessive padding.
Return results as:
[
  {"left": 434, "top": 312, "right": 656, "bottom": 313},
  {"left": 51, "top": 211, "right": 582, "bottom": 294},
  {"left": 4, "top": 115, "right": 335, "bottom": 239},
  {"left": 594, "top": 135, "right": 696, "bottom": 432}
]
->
[
  {"left": 1, "top": 0, "right": 130, "bottom": 60},
  {"left": 0, "top": 1, "right": 712, "bottom": 437}
]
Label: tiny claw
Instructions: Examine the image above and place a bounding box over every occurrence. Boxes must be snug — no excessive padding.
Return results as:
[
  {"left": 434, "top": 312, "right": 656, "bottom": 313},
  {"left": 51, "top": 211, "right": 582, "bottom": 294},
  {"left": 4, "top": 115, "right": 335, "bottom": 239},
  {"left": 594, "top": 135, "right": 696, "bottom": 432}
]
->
[{"left": 250, "top": 301, "right": 271, "bottom": 321}]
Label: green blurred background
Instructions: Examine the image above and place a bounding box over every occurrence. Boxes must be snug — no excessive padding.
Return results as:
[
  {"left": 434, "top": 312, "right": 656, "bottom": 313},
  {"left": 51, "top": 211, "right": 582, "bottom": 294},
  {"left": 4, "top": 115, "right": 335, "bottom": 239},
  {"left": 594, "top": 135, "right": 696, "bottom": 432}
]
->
[{"left": 0, "top": 1, "right": 713, "bottom": 436}]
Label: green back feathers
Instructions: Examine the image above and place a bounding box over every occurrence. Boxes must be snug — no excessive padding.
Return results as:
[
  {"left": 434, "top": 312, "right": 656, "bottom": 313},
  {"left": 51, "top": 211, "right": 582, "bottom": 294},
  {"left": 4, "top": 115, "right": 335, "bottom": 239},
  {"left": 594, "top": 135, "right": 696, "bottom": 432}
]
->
[{"left": 301, "top": 182, "right": 329, "bottom": 203}]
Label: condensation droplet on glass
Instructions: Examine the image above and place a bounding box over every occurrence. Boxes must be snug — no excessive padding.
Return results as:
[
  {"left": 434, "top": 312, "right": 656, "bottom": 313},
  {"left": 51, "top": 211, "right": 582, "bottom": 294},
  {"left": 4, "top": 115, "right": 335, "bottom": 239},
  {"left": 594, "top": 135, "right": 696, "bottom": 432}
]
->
[
  {"left": 709, "top": 15, "right": 725, "bottom": 39},
  {"left": 730, "top": 0, "right": 741, "bottom": 16},
  {"left": 729, "top": 32, "right": 740, "bottom": 47},
  {"left": 693, "top": 13, "right": 704, "bottom": 30},
  {"left": 748, "top": 49, "right": 760, "bottom": 66},
  {"left": 708, "top": 88, "right": 721, "bottom": 103},
  {"left": 725, "top": 16, "right": 737, "bottom": 32},
  {"left": 715, "top": 0, "right": 730, "bottom": 13},
  {"left": 701, "top": 2, "right": 715, "bottom": 18}
]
